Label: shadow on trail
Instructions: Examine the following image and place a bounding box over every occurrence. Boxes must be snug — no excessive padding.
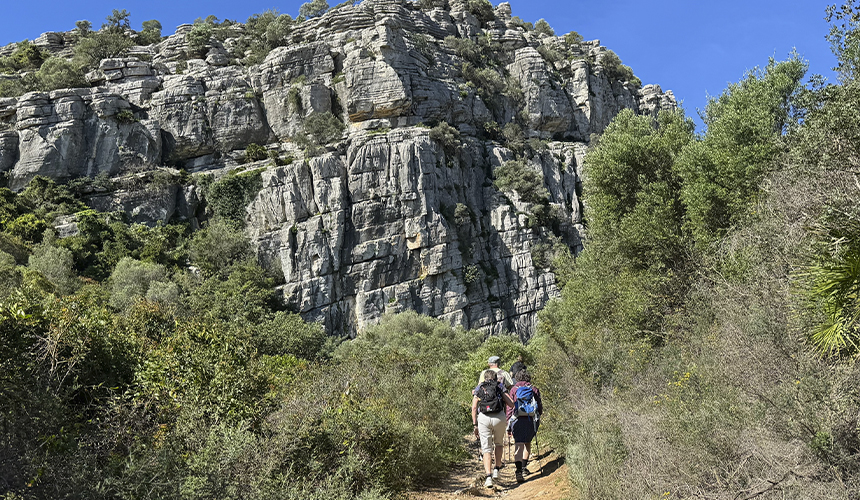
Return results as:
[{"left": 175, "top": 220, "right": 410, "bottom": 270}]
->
[{"left": 528, "top": 452, "right": 565, "bottom": 478}]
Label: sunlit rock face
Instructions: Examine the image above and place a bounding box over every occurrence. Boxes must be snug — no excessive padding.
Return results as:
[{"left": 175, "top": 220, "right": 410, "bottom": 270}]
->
[{"left": 0, "top": 0, "right": 676, "bottom": 337}]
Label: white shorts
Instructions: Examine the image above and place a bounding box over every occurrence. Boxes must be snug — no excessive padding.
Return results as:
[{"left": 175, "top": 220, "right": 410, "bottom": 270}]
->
[{"left": 477, "top": 411, "right": 507, "bottom": 454}]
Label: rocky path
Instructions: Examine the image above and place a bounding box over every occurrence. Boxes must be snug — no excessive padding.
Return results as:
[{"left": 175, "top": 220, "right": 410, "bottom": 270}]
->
[{"left": 407, "top": 435, "right": 573, "bottom": 500}]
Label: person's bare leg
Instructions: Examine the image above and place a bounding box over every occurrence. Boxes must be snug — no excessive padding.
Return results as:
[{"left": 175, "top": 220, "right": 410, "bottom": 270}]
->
[
  {"left": 524, "top": 442, "right": 532, "bottom": 461},
  {"left": 494, "top": 445, "right": 504, "bottom": 468},
  {"left": 483, "top": 451, "right": 493, "bottom": 475},
  {"left": 514, "top": 442, "right": 525, "bottom": 462}
]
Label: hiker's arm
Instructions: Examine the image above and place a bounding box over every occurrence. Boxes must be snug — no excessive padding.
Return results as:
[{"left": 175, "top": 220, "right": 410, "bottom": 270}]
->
[
  {"left": 502, "top": 391, "right": 514, "bottom": 407},
  {"left": 471, "top": 397, "right": 479, "bottom": 436}
]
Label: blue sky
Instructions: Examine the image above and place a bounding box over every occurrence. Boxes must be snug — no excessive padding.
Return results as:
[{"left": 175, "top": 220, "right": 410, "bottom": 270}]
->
[{"left": 0, "top": 0, "right": 839, "bottom": 129}]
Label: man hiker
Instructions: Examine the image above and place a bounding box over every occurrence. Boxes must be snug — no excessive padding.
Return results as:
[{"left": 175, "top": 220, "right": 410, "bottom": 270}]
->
[
  {"left": 477, "top": 355, "right": 513, "bottom": 390},
  {"left": 506, "top": 369, "right": 543, "bottom": 483},
  {"left": 472, "top": 370, "right": 514, "bottom": 488}
]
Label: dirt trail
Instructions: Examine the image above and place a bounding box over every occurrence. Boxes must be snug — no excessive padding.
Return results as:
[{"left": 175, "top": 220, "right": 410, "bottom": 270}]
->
[{"left": 407, "top": 435, "right": 573, "bottom": 500}]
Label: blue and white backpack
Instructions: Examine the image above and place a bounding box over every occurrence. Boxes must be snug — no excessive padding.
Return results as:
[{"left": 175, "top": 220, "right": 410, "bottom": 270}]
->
[{"left": 514, "top": 384, "right": 538, "bottom": 417}]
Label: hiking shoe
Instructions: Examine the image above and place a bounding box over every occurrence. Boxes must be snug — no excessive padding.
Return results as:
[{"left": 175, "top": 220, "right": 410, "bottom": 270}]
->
[
  {"left": 515, "top": 469, "right": 525, "bottom": 483},
  {"left": 484, "top": 476, "right": 493, "bottom": 488},
  {"left": 492, "top": 468, "right": 500, "bottom": 479}
]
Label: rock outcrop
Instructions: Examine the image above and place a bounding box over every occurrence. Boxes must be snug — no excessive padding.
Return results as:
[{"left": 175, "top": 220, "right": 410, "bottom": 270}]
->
[{"left": 0, "top": 0, "right": 677, "bottom": 337}]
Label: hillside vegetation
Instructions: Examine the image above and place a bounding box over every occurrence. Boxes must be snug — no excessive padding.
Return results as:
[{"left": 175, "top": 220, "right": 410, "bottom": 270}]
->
[
  {"left": 3, "top": 1, "right": 860, "bottom": 499},
  {"left": 533, "top": 3, "right": 860, "bottom": 498}
]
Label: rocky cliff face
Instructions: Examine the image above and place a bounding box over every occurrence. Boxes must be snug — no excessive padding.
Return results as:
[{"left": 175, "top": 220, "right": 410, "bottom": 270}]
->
[{"left": 0, "top": 0, "right": 676, "bottom": 336}]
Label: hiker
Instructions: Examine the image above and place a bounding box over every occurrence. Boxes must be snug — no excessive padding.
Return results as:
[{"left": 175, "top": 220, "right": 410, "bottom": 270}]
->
[
  {"left": 477, "top": 355, "right": 513, "bottom": 390},
  {"left": 472, "top": 369, "right": 514, "bottom": 488},
  {"left": 509, "top": 355, "right": 526, "bottom": 380},
  {"left": 506, "top": 369, "right": 543, "bottom": 483}
]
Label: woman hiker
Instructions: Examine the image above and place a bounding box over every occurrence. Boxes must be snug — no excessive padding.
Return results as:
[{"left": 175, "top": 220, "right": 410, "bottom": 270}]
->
[
  {"left": 472, "top": 369, "right": 514, "bottom": 488},
  {"left": 506, "top": 369, "right": 543, "bottom": 483}
]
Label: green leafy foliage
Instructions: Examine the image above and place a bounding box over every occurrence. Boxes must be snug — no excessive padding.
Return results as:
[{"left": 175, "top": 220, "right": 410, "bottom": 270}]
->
[
  {"left": 429, "top": 121, "right": 461, "bottom": 157},
  {"left": 202, "top": 169, "right": 264, "bottom": 226},
  {"left": 534, "top": 19, "right": 555, "bottom": 37},
  {"left": 599, "top": 50, "right": 640, "bottom": 87},
  {"left": 136, "top": 19, "right": 163, "bottom": 45},
  {"left": 465, "top": 0, "right": 495, "bottom": 23},
  {"left": 676, "top": 57, "right": 806, "bottom": 247},
  {"left": 186, "top": 22, "right": 213, "bottom": 56},
  {"left": 189, "top": 220, "right": 252, "bottom": 276},
  {"left": 299, "top": 0, "right": 330, "bottom": 19},
  {"left": 494, "top": 159, "right": 548, "bottom": 204},
  {"left": 584, "top": 109, "right": 693, "bottom": 269}
]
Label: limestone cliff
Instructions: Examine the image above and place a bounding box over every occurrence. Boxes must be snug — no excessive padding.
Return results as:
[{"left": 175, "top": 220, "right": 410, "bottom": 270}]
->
[{"left": 0, "top": 0, "right": 676, "bottom": 336}]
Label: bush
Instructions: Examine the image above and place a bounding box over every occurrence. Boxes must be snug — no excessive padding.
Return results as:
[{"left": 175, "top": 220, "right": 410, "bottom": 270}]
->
[
  {"left": 36, "top": 57, "right": 87, "bottom": 91},
  {"left": 461, "top": 63, "right": 505, "bottom": 98},
  {"left": 494, "top": 159, "right": 548, "bottom": 204},
  {"left": 203, "top": 169, "right": 264, "bottom": 225},
  {"left": 28, "top": 244, "right": 79, "bottom": 295},
  {"left": 564, "top": 31, "right": 584, "bottom": 45},
  {"left": 599, "top": 50, "right": 638, "bottom": 86},
  {"left": 74, "top": 31, "right": 134, "bottom": 69},
  {"left": 417, "top": 0, "right": 447, "bottom": 9},
  {"left": 299, "top": 0, "right": 330, "bottom": 18},
  {"left": 465, "top": 0, "right": 495, "bottom": 23},
  {"left": 429, "top": 121, "right": 461, "bottom": 157},
  {"left": 135, "top": 19, "right": 162, "bottom": 45},
  {"left": 254, "top": 311, "right": 332, "bottom": 359},
  {"left": 109, "top": 257, "right": 168, "bottom": 309},
  {"left": 5, "top": 213, "right": 48, "bottom": 243},
  {"left": 186, "top": 22, "right": 213, "bottom": 56},
  {"left": 296, "top": 112, "right": 345, "bottom": 149},
  {"left": 534, "top": 19, "right": 555, "bottom": 37},
  {"left": 189, "top": 220, "right": 252, "bottom": 276},
  {"left": 244, "top": 143, "right": 269, "bottom": 163}
]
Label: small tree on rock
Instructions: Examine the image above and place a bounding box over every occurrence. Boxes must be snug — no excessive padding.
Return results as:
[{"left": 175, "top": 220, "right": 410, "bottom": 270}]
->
[{"left": 299, "top": 0, "right": 330, "bottom": 19}]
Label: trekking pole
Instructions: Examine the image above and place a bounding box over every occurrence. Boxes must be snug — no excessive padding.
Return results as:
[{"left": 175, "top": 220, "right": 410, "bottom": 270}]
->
[{"left": 532, "top": 416, "right": 543, "bottom": 475}]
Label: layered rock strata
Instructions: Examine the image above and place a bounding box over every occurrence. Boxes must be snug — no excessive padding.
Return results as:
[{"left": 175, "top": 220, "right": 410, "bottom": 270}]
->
[{"left": 0, "top": 0, "right": 676, "bottom": 336}]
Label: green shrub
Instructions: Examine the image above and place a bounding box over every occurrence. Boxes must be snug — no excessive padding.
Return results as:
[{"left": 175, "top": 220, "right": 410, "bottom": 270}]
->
[
  {"left": 537, "top": 45, "right": 562, "bottom": 64},
  {"left": 75, "top": 20, "right": 93, "bottom": 37},
  {"left": 186, "top": 23, "right": 213, "bottom": 56},
  {"left": 74, "top": 31, "right": 134, "bottom": 69},
  {"left": 534, "top": 19, "right": 555, "bottom": 37},
  {"left": 189, "top": 220, "right": 252, "bottom": 276},
  {"left": 115, "top": 109, "right": 136, "bottom": 123},
  {"left": 35, "top": 57, "right": 87, "bottom": 91},
  {"left": 429, "top": 121, "right": 461, "bottom": 157},
  {"left": 299, "top": 0, "right": 330, "bottom": 18},
  {"left": 417, "top": 0, "right": 447, "bottom": 9},
  {"left": 510, "top": 17, "right": 534, "bottom": 31},
  {"left": 188, "top": 260, "right": 275, "bottom": 323},
  {"left": 461, "top": 62, "right": 505, "bottom": 98},
  {"left": 444, "top": 36, "right": 481, "bottom": 63},
  {"left": 136, "top": 19, "right": 163, "bottom": 45},
  {"left": 203, "top": 169, "right": 264, "bottom": 225},
  {"left": 297, "top": 111, "right": 345, "bottom": 148},
  {"left": 465, "top": 0, "right": 495, "bottom": 23},
  {"left": 244, "top": 143, "right": 268, "bottom": 163},
  {"left": 0, "top": 41, "right": 48, "bottom": 73},
  {"left": 564, "top": 31, "right": 584, "bottom": 45},
  {"left": 28, "top": 244, "right": 79, "bottom": 295},
  {"left": 235, "top": 10, "right": 295, "bottom": 65},
  {"left": 6, "top": 213, "right": 48, "bottom": 243},
  {"left": 599, "top": 50, "right": 639, "bottom": 86},
  {"left": 494, "top": 160, "right": 548, "bottom": 204},
  {"left": 109, "top": 257, "right": 168, "bottom": 309},
  {"left": 254, "top": 311, "right": 332, "bottom": 359}
]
